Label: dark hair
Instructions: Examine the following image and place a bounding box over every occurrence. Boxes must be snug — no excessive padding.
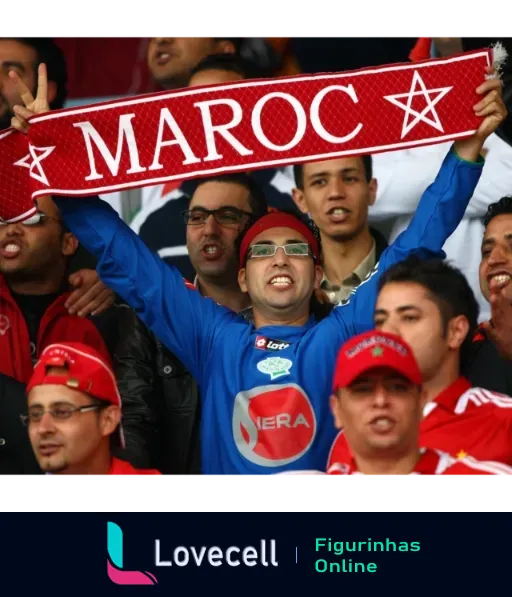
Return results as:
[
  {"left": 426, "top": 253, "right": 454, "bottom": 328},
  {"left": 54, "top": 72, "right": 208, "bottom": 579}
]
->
[
  {"left": 7, "top": 38, "right": 68, "bottom": 109},
  {"left": 293, "top": 155, "right": 373, "bottom": 189},
  {"left": 193, "top": 173, "right": 268, "bottom": 220},
  {"left": 214, "top": 38, "right": 243, "bottom": 54},
  {"left": 191, "top": 52, "right": 248, "bottom": 79},
  {"left": 483, "top": 195, "right": 512, "bottom": 227},
  {"left": 378, "top": 255, "right": 479, "bottom": 366}
]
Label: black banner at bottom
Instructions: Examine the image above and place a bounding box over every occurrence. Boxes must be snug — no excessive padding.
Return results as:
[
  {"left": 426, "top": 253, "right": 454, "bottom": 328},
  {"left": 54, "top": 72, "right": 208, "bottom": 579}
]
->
[{"left": 0, "top": 513, "right": 507, "bottom": 594}]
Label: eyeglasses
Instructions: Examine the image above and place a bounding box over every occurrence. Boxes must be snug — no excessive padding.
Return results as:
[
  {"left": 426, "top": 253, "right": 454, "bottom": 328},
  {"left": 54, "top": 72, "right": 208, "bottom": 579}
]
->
[
  {"left": 247, "top": 243, "right": 315, "bottom": 259},
  {"left": 0, "top": 212, "right": 60, "bottom": 226},
  {"left": 182, "top": 207, "right": 252, "bottom": 227},
  {"left": 20, "top": 403, "right": 108, "bottom": 426}
]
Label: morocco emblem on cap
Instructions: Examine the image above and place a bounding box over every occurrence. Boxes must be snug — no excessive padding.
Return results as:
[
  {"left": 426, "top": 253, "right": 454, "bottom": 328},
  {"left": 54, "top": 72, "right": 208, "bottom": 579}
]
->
[{"left": 232, "top": 383, "right": 316, "bottom": 467}]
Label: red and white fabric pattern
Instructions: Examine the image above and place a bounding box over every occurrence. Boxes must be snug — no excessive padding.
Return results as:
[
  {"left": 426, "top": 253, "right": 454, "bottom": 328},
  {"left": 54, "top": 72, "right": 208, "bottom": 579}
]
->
[
  {"left": 0, "top": 48, "right": 494, "bottom": 222},
  {"left": 327, "top": 447, "right": 512, "bottom": 475}
]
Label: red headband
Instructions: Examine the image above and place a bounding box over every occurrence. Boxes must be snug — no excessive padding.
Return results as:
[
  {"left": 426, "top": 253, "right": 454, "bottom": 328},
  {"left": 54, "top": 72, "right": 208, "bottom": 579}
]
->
[{"left": 239, "top": 212, "right": 320, "bottom": 266}]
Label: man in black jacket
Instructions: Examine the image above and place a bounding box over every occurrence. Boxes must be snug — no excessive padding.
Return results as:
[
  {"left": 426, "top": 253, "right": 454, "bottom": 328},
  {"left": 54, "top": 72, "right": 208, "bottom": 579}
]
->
[{"left": 114, "top": 174, "right": 268, "bottom": 473}]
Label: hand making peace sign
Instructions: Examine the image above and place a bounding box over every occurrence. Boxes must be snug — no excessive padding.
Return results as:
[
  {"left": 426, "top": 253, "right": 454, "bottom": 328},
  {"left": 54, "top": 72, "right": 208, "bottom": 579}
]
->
[{"left": 9, "top": 62, "right": 50, "bottom": 133}]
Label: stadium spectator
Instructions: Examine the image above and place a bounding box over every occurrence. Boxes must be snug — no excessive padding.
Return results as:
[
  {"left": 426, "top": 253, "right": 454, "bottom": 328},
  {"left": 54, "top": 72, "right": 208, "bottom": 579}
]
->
[
  {"left": 24, "top": 342, "right": 160, "bottom": 475},
  {"left": 328, "top": 257, "right": 512, "bottom": 469},
  {"left": 292, "top": 155, "right": 387, "bottom": 304},
  {"left": 0, "top": 37, "right": 67, "bottom": 130},
  {"left": 114, "top": 174, "right": 267, "bottom": 473},
  {"left": 147, "top": 37, "right": 240, "bottom": 91},
  {"left": 466, "top": 196, "right": 512, "bottom": 393},
  {"left": 0, "top": 196, "right": 113, "bottom": 383},
  {"left": 327, "top": 330, "right": 512, "bottom": 475}
]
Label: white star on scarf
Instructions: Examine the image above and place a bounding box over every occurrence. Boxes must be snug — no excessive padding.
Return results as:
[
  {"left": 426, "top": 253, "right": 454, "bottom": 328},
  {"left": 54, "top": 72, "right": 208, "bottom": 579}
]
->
[
  {"left": 14, "top": 144, "right": 56, "bottom": 187},
  {"left": 383, "top": 70, "right": 453, "bottom": 139}
]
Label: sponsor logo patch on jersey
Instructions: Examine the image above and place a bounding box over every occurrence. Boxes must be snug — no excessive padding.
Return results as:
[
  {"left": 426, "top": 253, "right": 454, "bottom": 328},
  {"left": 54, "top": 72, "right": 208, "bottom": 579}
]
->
[
  {"left": 257, "top": 357, "right": 292, "bottom": 380},
  {"left": 233, "top": 383, "right": 316, "bottom": 466},
  {"left": 254, "top": 335, "right": 291, "bottom": 352}
]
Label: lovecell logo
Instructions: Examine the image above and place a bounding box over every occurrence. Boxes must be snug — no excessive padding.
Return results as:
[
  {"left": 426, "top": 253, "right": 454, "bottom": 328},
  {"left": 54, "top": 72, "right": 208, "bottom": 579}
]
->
[{"left": 107, "top": 522, "right": 158, "bottom": 585}]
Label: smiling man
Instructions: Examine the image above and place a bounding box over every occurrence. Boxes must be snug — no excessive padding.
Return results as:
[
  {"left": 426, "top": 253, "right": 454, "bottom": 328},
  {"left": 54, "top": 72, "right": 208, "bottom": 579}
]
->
[
  {"left": 292, "top": 155, "right": 387, "bottom": 304},
  {"left": 464, "top": 196, "right": 512, "bottom": 394}
]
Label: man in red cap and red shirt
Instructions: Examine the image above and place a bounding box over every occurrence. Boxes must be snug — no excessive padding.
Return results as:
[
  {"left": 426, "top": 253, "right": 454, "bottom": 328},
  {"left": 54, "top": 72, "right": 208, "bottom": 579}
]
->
[
  {"left": 328, "top": 330, "right": 512, "bottom": 475},
  {"left": 24, "top": 342, "right": 160, "bottom": 475}
]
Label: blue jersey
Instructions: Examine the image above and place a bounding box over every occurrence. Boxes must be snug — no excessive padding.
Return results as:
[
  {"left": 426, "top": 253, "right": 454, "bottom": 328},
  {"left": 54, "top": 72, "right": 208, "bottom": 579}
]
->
[{"left": 54, "top": 147, "right": 483, "bottom": 474}]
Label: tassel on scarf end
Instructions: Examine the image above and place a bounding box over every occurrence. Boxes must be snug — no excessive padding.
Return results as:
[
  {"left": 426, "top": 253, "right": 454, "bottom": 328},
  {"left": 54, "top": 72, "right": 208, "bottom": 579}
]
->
[{"left": 487, "top": 41, "right": 508, "bottom": 79}]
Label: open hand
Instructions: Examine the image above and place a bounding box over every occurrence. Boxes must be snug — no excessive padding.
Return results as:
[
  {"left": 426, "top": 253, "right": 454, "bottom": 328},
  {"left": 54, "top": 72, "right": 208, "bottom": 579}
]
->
[{"left": 9, "top": 63, "right": 50, "bottom": 133}]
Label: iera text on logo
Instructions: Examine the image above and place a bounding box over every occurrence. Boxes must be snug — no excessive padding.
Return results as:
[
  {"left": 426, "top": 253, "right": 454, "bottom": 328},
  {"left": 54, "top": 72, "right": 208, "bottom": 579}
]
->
[{"left": 155, "top": 539, "right": 278, "bottom": 568}]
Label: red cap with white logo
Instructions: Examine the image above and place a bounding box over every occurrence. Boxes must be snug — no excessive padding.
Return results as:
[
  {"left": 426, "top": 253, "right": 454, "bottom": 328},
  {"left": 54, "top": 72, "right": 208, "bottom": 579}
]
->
[
  {"left": 27, "top": 342, "right": 125, "bottom": 446},
  {"left": 332, "top": 330, "right": 422, "bottom": 391}
]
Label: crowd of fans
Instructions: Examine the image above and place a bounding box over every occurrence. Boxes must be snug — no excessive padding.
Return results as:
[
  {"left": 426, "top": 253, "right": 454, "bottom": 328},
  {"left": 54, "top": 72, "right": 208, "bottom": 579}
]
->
[{"left": 1, "top": 37, "right": 512, "bottom": 475}]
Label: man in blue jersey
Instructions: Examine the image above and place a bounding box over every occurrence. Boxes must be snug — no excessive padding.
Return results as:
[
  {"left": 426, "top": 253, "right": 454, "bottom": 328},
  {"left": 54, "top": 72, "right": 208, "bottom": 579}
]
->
[{"left": 10, "top": 65, "right": 506, "bottom": 473}]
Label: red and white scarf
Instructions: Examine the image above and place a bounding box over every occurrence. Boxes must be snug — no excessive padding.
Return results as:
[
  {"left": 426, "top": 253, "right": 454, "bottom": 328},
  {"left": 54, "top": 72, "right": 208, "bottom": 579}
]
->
[{"left": 0, "top": 48, "right": 499, "bottom": 222}]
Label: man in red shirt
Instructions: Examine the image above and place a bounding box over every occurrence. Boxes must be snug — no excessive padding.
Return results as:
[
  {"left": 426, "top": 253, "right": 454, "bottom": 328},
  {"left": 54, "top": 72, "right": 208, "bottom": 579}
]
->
[
  {"left": 24, "top": 342, "right": 160, "bottom": 475},
  {"left": 327, "top": 330, "right": 512, "bottom": 475},
  {"left": 328, "top": 257, "right": 512, "bottom": 469}
]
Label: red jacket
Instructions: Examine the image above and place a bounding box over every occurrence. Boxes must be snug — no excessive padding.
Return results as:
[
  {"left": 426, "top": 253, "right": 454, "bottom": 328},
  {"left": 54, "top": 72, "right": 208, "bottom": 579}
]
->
[
  {"left": 328, "top": 377, "right": 512, "bottom": 468},
  {"left": 109, "top": 457, "right": 161, "bottom": 475},
  {"left": 327, "top": 448, "right": 512, "bottom": 475},
  {"left": 0, "top": 276, "right": 111, "bottom": 383}
]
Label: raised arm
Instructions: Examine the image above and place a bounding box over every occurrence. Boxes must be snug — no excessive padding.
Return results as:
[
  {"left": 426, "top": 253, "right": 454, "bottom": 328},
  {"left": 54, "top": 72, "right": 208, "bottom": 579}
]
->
[
  {"left": 9, "top": 64, "right": 232, "bottom": 380},
  {"left": 53, "top": 194, "right": 230, "bottom": 381},
  {"left": 330, "top": 71, "right": 507, "bottom": 335}
]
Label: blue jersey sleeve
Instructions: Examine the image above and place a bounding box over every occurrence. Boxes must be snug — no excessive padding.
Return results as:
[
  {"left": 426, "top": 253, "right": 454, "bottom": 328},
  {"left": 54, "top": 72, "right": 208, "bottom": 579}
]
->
[
  {"left": 53, "top": 195, "right": 232, "bottom": 381},
  {"left": 329, "top": 144, "right": 484, "bottom": 336}
]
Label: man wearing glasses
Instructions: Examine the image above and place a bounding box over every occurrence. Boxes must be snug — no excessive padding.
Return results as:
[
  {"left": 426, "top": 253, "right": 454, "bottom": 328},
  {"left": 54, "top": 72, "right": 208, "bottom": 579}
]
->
[
  {"left": 113, "top": 174, "right": 267, "bottom": 474},
  {"left": 24, "top": 342, "right": 160, "bottom": 475}
]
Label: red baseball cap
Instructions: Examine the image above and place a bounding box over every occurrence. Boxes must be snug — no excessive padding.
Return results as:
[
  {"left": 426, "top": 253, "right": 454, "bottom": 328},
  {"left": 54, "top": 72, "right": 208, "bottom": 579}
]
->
[
  {"left": 27, "top": 342, "right": 125, "bottom": 446},
  {"left": 332, "top": 330, "right": 422, "bottom": 391}
]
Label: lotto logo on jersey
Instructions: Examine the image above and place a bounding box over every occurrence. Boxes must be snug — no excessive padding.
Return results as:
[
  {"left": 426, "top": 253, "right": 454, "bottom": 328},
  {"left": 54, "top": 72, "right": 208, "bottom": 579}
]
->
[
  {"left": 232, "top": 383, "right": 316, "bottom": 467},
  {"left": 254, "top": 335, "right": 291, "bottom": 352}
]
